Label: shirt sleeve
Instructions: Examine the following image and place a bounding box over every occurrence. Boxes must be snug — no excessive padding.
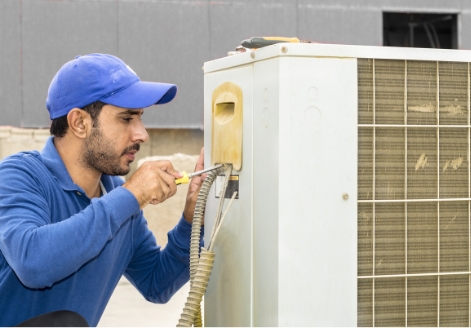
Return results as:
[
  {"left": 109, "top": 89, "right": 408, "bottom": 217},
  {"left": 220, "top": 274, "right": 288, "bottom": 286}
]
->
[
  {"left": 124, "top": 215, "right": 199, "bottom": 303},
  {"left": 0, "top": 155, "right": 141, "bottom": 289}
]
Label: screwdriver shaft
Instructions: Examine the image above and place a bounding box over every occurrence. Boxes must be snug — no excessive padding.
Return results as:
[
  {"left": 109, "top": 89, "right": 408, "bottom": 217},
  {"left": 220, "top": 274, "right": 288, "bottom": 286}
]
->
[{"left": 189, "top": 164, "right": 223, "bottom": 178}]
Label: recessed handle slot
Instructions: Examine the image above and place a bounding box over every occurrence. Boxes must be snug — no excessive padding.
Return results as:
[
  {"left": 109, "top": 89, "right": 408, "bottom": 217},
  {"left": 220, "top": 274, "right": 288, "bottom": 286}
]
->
[
  {"left": 215, "top": 102, "right": 235, "bottom": 125},
  {"left": 211, "top": 82, "right": 243, "bottom": 171}
]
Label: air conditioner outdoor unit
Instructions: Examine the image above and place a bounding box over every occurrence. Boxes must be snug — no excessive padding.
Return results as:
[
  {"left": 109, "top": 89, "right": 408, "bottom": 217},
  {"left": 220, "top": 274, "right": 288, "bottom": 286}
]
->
[{"left": 202, "top": 43, "right": 471, "bottom": 327}]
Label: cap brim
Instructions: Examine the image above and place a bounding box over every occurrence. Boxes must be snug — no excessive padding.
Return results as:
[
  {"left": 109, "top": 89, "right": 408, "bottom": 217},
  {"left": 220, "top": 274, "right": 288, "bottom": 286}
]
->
[{"left": 100, "top": 81, "right": 177, "bottom": 109}]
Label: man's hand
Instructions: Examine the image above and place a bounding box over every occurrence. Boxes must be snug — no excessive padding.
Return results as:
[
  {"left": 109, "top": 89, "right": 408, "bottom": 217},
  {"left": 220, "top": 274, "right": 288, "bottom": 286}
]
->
[
  {"left": 183, "top": 148, "right": 205, "bottom": 224},
  {"left": 123, "top": 160, "right": 182, "bottom": 209}
]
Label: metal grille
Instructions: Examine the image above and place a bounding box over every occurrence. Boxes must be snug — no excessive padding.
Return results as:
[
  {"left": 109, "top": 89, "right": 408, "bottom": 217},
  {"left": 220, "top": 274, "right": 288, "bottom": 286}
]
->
[{"left": 358, "top": 58, "right": 471, "bottom": 326}]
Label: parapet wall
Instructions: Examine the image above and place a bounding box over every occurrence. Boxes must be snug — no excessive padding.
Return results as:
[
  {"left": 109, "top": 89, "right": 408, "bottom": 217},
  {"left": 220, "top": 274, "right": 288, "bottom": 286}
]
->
[
  {"left": 0, "top": 126, "right": 204, "bottom": 171},
  {"left": 0, "top": 126, "right": 50, "bottom": 159}
]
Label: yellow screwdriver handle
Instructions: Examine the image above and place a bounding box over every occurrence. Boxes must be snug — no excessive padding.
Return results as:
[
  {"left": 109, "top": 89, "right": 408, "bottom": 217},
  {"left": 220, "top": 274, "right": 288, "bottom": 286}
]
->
[{"left": 175, "top": 172, "right": 190, "bottom": 185}]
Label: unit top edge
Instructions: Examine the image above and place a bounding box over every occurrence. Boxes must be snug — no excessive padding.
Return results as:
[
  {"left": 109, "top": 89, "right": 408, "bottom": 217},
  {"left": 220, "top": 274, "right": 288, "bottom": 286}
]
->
[{"left": 203, "top": 43, "right": 471, "bottom": 74}]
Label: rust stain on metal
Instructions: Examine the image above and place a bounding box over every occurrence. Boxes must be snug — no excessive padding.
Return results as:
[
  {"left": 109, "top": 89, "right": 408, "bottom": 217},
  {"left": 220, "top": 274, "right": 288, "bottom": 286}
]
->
[
  {"left": 442, "top": 105, "right": 464, "bottom": 116},
  {"left": 408, "top": 103, "right": 436, "bottom": 113},
  {"left": 443, "top": 157, "right": 463, "bottom": 172},
  {"left": 415, "top": 153, "right": 428, "bottom": 171}
]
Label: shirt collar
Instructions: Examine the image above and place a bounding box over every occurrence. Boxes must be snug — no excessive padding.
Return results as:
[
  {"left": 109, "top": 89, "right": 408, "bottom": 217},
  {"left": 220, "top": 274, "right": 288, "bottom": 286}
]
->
[
  {"left": 41, "top": 136, "right": 78, "bottom": 191},
  {"left": 40, "top": 136, "right": 113, "bottom": 193}
]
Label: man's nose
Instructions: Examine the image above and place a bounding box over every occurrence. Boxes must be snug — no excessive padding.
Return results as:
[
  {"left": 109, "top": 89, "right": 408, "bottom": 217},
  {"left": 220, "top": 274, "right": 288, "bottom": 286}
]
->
[{"left": 132, "top": 121, "right": 149, "bottom": 143}]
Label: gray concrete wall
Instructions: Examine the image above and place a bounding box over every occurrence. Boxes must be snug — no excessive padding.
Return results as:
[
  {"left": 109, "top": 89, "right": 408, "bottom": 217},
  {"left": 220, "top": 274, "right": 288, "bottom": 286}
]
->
[{"left": 2, "top": 0, "right": 471, "bottom": 129}]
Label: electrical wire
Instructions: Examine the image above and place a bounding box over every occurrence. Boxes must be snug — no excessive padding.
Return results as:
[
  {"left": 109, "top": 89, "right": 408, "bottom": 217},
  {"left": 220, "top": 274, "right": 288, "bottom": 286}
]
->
[{"left": 208, "top": 191, "right": 238, "bottom": 252}]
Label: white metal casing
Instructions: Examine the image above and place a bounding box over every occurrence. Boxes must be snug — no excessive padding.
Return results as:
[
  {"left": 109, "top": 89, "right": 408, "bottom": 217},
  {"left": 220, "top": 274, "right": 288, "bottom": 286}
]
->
[{"left": 204, "top": 44, "right": 358, "bottom": 326}]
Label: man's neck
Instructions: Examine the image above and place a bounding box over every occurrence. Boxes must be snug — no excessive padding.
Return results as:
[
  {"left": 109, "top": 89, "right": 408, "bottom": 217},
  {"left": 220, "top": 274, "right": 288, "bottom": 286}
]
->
[{"left": 54, "top": 136, "right": 102, "bottom": 198}]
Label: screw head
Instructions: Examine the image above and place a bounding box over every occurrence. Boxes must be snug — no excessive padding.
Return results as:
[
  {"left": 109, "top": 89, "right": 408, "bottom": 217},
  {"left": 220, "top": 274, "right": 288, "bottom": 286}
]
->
[
  {"left": 250, "top": 52, "right": 255, "bottom": 59},
  {"left": 281, "top": 46, "right": 288, "bottom": 53},
  {"left": 342, "top": 193, "right": 349, "bottom": 201}
]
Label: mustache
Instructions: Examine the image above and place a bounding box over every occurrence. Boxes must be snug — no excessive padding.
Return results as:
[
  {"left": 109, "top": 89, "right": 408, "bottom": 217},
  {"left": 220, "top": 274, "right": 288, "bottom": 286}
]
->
[{"left": 121, "top": 144, "right": 140, "bottom": 156}]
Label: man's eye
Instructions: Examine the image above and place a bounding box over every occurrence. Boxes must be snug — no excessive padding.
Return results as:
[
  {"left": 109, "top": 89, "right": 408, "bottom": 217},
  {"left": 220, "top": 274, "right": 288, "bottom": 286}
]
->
[{"left": 122, "top": 117, "right": 132, "bottom": 122}]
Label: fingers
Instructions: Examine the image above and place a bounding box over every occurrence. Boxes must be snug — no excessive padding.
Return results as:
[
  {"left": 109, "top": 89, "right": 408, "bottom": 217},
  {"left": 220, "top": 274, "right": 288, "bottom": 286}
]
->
[
  {"left": 154, "top": 160, "right": 178, "bottom": 177},
  {"left": 188, "top": 173, "right": 202, "bottom": 193},
  {"left": 123, "top": 160, "right": 179, "bottom": 208},
  {"left": 156, "top": 167, "right": 177, "bottom": 197},
  {"left": 188, "top": 147, "right": 205, "bottom": 194},
  {"left": 147, "top": 162, "right": 178, "bottom": 204},
  {"left": 124, "top": 150, "right": 207, "bottom": 216},
  {"left": 148, "top": 176, "right": 171, "bottom": 205},
  {"left": 194, "top": 147, "right": 204, "bottom": 172},
  {"left": 183, "top": 147, "right": 205, "bottom": 223}
]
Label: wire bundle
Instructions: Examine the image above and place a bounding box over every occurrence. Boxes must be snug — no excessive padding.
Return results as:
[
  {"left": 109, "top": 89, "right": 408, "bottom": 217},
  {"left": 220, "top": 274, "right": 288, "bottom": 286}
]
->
[{"left": 177, "top": 164, "right": 237, "bottom": 327}]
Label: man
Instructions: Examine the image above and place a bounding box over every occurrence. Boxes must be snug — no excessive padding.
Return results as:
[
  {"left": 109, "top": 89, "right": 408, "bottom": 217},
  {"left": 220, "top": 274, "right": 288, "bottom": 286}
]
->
[{"left": 0, "top": 53, "right": 204, "bottom": 326}]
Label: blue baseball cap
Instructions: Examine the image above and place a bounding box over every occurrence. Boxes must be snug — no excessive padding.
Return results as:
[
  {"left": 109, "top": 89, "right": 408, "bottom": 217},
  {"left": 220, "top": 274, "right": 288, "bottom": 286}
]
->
[{"left": 46, "top": 53, "right": 177, "bottom": 120}]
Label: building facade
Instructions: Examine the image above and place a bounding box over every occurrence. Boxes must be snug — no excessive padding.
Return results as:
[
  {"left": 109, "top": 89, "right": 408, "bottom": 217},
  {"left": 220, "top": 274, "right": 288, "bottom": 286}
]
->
[{"left": 2, "top": 0, "right": 471, "bottom": 129}]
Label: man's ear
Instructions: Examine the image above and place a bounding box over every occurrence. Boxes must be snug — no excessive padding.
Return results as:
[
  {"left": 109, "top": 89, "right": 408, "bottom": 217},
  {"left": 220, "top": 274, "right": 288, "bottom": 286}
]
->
[{"left": 67, "top": 108, "right": 92, "bottom": 139}]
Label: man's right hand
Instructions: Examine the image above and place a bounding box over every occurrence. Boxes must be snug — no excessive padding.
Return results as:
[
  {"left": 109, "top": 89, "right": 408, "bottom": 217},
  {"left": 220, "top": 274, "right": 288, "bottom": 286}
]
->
[{"left": 123, "top": 160, "right": 182, "bottom": 209}]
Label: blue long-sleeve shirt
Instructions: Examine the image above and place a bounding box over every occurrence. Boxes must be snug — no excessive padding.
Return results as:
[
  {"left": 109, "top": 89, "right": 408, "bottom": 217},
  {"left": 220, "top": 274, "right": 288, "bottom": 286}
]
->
[{"left": 0, "top": 137, "right": 193, "bottom": 326}]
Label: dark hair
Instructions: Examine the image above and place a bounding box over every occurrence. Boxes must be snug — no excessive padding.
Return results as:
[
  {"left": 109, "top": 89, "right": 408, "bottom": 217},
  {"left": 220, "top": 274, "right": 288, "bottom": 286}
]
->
[{"left": 50, "top": 101, "right": 106, "bottom": 138}]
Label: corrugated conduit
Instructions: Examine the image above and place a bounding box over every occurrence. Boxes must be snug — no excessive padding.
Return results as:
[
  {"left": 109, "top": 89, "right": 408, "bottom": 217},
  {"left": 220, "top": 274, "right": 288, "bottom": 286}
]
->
[{"left": 177, "top": 164, "right": 237, "bottom": 327}]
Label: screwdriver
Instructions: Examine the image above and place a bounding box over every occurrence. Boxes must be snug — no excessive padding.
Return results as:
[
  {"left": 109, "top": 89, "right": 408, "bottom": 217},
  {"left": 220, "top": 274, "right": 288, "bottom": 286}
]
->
[{"left": 175, "top": 164, "right": 223, "bottom": 185}]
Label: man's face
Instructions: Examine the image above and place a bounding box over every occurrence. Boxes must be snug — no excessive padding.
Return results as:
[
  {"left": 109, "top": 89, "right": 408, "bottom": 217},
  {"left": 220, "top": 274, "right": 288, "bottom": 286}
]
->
[{"left": 81, "top": 105, "right": 148, "bottom": 176}]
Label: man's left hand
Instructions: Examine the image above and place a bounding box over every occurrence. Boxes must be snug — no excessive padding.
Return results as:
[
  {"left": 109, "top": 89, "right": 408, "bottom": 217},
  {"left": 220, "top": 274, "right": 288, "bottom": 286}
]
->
[{"left": 183, "top": 147, "right": 205, "bottom": 224}]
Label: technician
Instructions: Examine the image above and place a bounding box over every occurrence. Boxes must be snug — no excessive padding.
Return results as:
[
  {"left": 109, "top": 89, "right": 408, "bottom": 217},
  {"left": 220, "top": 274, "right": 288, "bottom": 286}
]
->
[{"left": 0, "top": 53, "right": 203, "bottom": 326}]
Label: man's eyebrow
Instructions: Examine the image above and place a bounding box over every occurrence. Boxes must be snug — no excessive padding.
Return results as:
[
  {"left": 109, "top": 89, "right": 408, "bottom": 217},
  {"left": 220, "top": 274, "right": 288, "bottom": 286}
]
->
[{"left": 118, "top": 109, "right": 144, "bottom": 116}]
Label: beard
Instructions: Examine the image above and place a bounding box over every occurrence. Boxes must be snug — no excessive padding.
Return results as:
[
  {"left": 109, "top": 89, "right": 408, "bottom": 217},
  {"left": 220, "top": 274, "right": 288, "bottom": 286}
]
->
[{"left": 81, "top": 127, "right": 140, "bottom": 176}]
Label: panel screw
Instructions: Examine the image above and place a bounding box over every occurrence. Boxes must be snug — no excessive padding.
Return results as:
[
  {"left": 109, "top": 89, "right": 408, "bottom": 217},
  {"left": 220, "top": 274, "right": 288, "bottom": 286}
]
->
[
  {"left": 342, "top": 193, "right": 349, "bottom": 201},
  {"left": 281, "top": 46, "right": 288, "bottom": 53},
  {"left": 250, "top": 52, "right": 255, "bottom": 59}
]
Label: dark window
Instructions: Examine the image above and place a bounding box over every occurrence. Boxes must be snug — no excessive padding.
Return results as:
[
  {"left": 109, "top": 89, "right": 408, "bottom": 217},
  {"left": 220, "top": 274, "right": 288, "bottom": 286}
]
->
[{"left": 383, "top": 13, "right": 458, "bottom": 49}]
